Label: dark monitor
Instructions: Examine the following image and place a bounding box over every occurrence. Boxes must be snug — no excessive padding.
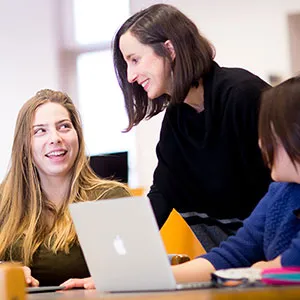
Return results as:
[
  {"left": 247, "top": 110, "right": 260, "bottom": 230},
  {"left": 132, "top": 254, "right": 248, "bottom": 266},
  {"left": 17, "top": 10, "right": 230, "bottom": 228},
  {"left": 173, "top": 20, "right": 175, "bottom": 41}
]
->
[{"left": 89, "top": 151, "right": 128, "bottom": 184}]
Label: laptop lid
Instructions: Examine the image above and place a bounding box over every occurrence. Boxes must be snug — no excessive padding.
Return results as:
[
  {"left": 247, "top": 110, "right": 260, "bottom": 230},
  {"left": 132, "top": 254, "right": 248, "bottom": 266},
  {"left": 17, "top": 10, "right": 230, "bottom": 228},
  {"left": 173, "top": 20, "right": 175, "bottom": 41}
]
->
[{"left": 69, "top": 196, "right": 176, "bottom": 292}]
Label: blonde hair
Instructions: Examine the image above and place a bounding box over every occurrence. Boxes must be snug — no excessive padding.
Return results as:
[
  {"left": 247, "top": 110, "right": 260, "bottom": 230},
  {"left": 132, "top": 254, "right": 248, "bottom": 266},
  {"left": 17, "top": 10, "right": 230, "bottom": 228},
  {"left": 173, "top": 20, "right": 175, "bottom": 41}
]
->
[{"left": 0, "top": 89, "right": 128, "bottom": 265}]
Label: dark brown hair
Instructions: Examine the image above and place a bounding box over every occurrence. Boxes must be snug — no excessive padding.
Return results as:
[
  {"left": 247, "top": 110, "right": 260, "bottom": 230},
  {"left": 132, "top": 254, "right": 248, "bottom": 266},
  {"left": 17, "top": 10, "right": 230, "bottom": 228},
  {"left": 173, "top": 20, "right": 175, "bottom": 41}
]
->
[
  {"left": 113, "top": 4, "right": 215, "bottom": 131},
  {"left": 259, "top": 76, "right": 300, "bottom": 169}
]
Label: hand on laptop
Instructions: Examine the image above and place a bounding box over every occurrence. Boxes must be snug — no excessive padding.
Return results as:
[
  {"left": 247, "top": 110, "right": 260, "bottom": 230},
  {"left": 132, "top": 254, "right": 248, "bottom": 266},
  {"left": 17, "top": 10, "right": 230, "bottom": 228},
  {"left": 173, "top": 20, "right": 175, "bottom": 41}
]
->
[
  {"left": 60, "top": 277, "right": 95, "bottom": 290},
  {"left": 23, "top": 266, "right": 39, "bottom": 287}
]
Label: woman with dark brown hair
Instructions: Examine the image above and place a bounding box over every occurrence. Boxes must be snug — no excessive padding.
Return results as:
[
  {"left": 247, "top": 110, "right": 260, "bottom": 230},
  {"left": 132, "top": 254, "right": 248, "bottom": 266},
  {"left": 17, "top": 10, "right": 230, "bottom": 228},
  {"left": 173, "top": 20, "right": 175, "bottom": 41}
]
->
[{"left": 113, "top": 3, "right": 271, "bottom": 250}]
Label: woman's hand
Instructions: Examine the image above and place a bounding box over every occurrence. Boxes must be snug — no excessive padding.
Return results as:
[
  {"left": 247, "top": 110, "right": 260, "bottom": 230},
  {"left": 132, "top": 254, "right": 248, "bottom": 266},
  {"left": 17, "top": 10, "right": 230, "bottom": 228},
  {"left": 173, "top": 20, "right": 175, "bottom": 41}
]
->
[
  {"left": 251, "top": 256, "right": 282, "bottom": 270},
  {"left": 23, "top": 266, "right": 39, "bottom": 287},
  {"left": 60, "top": 277, "right": 95, "bottom": 290}
]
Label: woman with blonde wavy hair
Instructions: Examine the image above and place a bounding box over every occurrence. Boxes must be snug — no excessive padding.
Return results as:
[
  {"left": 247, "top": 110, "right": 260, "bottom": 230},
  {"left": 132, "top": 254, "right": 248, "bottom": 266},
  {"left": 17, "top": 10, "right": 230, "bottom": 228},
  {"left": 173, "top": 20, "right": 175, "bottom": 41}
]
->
[{"left": 0, "top": 89, "right": 130, "bottom": 287}]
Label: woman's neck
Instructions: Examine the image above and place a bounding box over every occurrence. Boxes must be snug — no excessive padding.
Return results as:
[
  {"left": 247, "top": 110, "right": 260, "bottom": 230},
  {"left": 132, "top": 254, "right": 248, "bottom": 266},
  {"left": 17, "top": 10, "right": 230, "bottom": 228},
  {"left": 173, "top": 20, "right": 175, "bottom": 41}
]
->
[
  {"left": 40, "top": 175, "right": 72, "bottom": 208},
  {"left": 184, "top": 80, "right": 204, "bottom": 113}
]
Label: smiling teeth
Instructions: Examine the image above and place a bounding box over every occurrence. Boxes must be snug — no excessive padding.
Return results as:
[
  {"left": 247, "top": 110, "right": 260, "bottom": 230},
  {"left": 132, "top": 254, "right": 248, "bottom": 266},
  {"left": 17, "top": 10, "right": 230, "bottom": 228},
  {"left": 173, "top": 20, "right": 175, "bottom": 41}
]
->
[
  {"left": 47, "top": 151, "right": 66, "bottom": 157},
  {"left": 141, "top": 80, "right": 149, "bottom": 87}
]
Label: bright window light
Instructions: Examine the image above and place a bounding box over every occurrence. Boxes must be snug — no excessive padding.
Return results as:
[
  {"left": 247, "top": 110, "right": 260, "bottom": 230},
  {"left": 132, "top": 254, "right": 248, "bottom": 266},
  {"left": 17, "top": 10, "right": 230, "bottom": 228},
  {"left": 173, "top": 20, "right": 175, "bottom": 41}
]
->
[
  {"left": 77, "top": 50, "right": 137, "bottom": 186},
  {"left": 74, "top": 0, "right": 130, "bottom": 44}
]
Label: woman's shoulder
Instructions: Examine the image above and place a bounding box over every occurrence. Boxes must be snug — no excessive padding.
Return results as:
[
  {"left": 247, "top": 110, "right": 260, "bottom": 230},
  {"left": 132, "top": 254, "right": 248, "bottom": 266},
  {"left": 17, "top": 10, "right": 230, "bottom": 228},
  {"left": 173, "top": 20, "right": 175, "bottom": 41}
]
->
[
  {"left": 215, "top": 63, "right": 268, "bottom": 89},
  {"left": 100, "top": 184, "right": 131, "bottom": 200},
  {"left": 88, "top": 181, "right": 131, "bottom": 200},
  {"left": 209, "top": 64, "right": 269, "bottom": 102},
  {"left": 265, "top": 182, "right": 300, "bottom": 204},
  {"left": 249, "top": 183, "right": 297, "bottom": 218},
  {"left": 268, "top": 181, "right": 299, "bottom": 192},
  {"left": 203, "top": 63, "right": 270, "bottom": 117}
]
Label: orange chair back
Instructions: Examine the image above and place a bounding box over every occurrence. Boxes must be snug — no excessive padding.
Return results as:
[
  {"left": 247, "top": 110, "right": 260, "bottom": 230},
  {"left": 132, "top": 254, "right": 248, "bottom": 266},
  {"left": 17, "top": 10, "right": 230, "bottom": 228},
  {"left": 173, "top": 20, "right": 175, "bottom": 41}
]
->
[
  {"left": 129, "top": 187, "right": 145, "bottom": 196},
  {"left": 160, "top": 209, "right": 206, "bottom": 259},
  {"left": 128, "top": 189, "right": 205, "bottom": 259}
]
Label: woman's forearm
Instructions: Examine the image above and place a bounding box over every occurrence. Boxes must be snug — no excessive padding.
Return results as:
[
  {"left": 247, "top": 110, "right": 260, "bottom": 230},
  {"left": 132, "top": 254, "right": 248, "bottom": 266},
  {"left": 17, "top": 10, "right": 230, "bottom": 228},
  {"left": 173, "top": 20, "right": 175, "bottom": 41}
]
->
[{"left": 172, "top": 258, "right": 216, "bottom": 283}]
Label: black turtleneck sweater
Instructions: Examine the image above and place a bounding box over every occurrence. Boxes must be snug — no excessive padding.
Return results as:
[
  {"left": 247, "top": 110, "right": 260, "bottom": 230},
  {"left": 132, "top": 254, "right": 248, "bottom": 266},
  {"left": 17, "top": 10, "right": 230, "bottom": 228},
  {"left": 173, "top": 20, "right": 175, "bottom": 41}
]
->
[{"left": 148, "top": 62, "right": 272, "bottom": 232}]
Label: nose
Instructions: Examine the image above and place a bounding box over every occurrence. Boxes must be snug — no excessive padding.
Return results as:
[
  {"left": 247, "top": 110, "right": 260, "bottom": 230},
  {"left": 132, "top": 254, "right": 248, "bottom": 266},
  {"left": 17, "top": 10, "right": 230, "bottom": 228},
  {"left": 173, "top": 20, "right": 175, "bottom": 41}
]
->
[
  {"left": 127, "top": 66, "right": 137, "bottom": 83},
  {"left": 49, "top": 130, "right": 62, "bottom": 144}
]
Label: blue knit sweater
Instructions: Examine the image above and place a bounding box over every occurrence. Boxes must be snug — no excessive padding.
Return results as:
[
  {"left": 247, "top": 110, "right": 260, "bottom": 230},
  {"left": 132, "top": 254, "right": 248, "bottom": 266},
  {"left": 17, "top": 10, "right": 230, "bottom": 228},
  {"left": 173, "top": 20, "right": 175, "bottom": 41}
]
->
[{"left": 202, "top": 182, "right": 300, "bottom": 269}]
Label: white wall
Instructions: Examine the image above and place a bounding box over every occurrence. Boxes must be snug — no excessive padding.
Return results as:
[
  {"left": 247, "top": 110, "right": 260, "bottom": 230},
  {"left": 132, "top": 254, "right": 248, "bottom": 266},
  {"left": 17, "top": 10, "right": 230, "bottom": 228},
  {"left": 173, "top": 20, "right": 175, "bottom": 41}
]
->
[
  {"left": 0, "top": 0, "right": 60, "bottom": 179},
  {"left": 166, "top": 0, "right": 300, "bottom": 80},
  {"left": 132, "top": 0, "right": 300, "bottom": 192},
  {"left": 1, "top": 0, "right": 300, "bottom": 191}
]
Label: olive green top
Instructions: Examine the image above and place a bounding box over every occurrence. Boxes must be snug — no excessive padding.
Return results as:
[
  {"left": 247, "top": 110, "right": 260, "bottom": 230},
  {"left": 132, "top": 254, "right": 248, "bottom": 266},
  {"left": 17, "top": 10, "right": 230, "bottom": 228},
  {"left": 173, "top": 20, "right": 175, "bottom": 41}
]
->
[{"left": 11, "top": 185, "right": 130, "bottom": 286}]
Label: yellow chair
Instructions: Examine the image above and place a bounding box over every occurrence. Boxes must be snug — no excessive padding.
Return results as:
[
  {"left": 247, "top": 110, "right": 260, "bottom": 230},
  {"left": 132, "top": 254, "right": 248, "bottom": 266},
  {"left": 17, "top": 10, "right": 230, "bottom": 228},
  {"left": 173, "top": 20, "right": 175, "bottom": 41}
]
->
[
  {"left": 160, "top": 209, "right": 206, "bottom": 259},
  {"left": 129, "top": 187, "right": 145, "bottom": 196}
]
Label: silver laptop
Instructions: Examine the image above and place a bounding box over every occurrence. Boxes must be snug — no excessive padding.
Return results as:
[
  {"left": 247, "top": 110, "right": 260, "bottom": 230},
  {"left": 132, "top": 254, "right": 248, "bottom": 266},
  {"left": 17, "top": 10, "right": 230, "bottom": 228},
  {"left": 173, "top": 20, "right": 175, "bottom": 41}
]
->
[{"left": 69, "top": 196, "right": 212, "bottom": 292}]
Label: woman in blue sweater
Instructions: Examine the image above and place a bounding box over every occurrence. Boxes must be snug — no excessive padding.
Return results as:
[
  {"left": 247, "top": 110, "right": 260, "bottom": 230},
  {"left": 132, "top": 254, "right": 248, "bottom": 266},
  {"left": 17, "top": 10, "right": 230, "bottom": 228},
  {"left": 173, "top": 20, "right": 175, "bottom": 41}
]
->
[{"left": 172, "top": 76, "right": 300, "bottom": 282}]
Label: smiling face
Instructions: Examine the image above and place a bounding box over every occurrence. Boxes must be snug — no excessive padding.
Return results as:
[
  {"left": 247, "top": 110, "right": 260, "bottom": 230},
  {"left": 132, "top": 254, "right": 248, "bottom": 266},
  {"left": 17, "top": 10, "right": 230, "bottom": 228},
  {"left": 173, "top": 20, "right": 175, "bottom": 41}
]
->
[
  {"left": 31, "top": 102, "right": 79, "bottom": 182},
  {"left": 119, "top": 31, "right": 172, "bottom": 99}
]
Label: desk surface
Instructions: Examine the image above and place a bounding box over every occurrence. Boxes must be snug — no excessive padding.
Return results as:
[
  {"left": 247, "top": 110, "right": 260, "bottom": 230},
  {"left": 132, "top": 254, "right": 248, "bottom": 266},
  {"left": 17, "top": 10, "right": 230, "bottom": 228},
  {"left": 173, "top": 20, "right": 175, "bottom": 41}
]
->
[{"left": 28, "top": 286, "right": 300, "bottom": 300}]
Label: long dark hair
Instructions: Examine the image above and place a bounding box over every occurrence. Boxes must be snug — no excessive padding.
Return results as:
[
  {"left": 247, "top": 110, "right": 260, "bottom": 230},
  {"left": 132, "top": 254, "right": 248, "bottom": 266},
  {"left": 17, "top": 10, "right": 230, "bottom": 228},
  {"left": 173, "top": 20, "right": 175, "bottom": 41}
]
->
[
  {"left": 113, "top": 4, "right": 215, "bottom": 131},
  {"left": 259, "top": 76, "right": 300, "bottom": 169}
]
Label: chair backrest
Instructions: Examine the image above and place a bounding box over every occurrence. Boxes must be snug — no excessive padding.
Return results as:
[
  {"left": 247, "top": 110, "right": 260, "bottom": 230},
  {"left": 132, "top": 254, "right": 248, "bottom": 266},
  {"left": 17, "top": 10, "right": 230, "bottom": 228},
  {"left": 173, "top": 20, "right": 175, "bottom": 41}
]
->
[
  {"left": 160, "top": 209, "right": 206, "bottom": 259},
  {"left": 129, "top": 187, "right": 145, "bottom": 197},
  {"left": 127, "top": 189, "right": 205, "bottom": 259}
]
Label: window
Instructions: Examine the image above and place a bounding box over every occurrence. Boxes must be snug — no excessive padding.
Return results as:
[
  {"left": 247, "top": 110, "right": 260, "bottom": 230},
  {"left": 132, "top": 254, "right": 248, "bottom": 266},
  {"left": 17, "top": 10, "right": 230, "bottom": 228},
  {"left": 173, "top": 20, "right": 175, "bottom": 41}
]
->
[
  {"left": 61, "top": 0, "right": 137, "bottom": 186},
  {"left": 77, "top": 50, "right": 133, "bottom": 155}
]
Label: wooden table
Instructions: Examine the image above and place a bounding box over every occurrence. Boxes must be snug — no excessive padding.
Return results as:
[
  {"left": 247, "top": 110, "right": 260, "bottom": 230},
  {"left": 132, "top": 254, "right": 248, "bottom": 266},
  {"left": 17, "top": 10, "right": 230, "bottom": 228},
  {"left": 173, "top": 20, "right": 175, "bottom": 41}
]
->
[{"left": 28, "top": 286, "right": 300, "bottom": 300}]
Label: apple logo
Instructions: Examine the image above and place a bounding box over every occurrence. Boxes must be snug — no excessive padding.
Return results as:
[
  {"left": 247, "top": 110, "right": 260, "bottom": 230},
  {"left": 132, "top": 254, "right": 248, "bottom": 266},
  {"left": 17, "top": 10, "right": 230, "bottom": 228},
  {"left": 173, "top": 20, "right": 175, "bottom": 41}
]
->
[{"left": 113, "top": 235, "right": 127, "bottom": 255}]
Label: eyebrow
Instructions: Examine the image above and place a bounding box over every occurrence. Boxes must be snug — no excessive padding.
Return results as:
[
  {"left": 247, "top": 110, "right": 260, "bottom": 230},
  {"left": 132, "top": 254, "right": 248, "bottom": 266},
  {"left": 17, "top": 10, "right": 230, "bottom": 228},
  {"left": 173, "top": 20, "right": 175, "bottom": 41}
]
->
[
  {"left": 32, "top": 119, "right": 71, "bottom": 128},
  {"left": 124, "top": 53, "right": 134, "bottom": 60}
]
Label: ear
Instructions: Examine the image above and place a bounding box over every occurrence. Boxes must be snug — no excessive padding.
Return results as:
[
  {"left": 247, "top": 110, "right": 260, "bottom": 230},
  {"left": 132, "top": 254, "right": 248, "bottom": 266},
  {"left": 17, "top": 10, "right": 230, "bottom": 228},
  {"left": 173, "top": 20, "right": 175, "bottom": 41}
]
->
[{"left": 164, "top": 40, "right": 176, "bottom": 61}]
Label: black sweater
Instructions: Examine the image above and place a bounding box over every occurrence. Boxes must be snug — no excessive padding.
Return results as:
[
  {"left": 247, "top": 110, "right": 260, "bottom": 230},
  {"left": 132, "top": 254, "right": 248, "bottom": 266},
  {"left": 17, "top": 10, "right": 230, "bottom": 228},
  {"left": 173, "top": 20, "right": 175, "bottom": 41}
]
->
[{"left": 148, "top": 62, "right": 272, "bottom": 228}]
